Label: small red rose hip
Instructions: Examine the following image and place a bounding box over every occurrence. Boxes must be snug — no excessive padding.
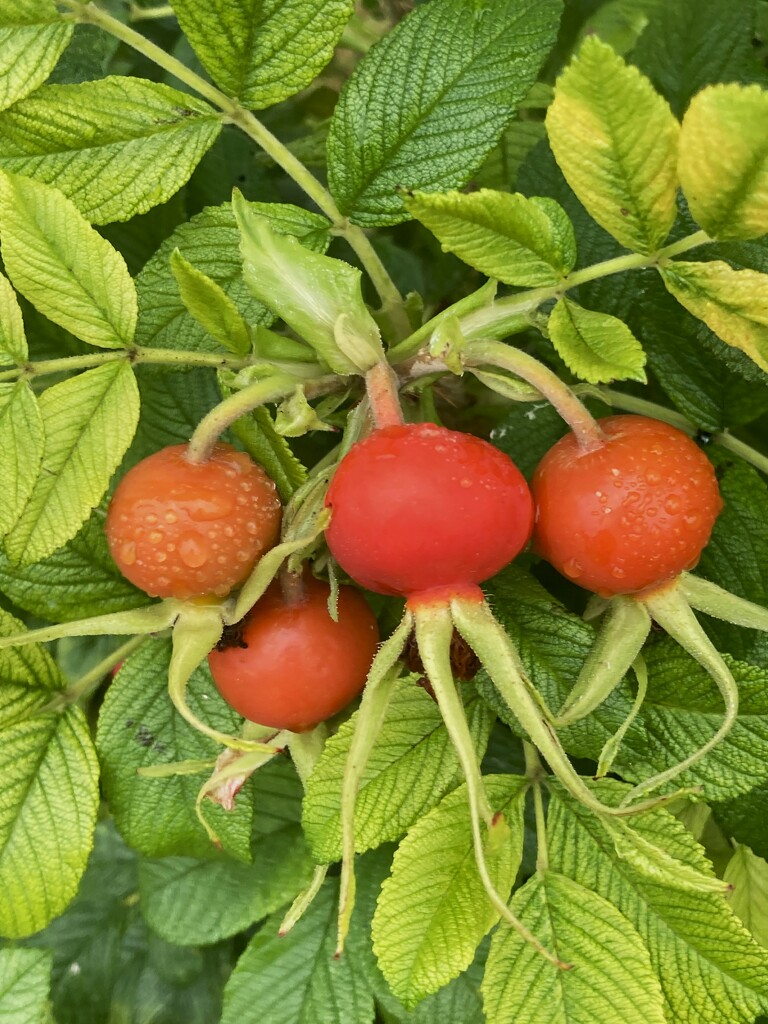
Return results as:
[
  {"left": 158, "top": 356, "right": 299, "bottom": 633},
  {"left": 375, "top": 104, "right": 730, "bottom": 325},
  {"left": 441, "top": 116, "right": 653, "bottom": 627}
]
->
[
  {"left": 324, "top": 422, "right": 534, "bottom": 598},
  {"left": 532, "top": 415, "right": 723, "bottom": 597},
  {"left": 106, "top": 443, "right": 282, "bottom": 600},
  {"left": 208, "top": 576, "right": 379, "bottom": 732}
]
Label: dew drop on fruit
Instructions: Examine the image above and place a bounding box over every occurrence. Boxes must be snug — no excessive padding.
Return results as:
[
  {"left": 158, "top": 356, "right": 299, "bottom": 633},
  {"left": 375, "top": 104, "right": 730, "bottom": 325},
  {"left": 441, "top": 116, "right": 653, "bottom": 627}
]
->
[
  {"left": 563, "top": 557, "right": 583, "bottom": 579},
  {"left": 664, "top": 495, "right": 681, "bottom": 514},
  {"left": 611, "top": 566, "right": 625, "bottom": 579},
  {"left": 119, "top": 541, "right": 136, "bottom": 566},
  {"left": 684, "top": 513, "right": 699, "bottom": 526},
  {"left": 149, "top": 531, "right": 163, "bottom": 544},
  {"left": 164, "top": 511, "right": 178, "bottom": 524},
  {"left": 179, "top": 535, "right": 210, "bottom": 568},
  {"left": 646, "top": 471, "right": 661, "bottom": 485},
  {"left": 626, "top": 491, "right": 640, "bottom": 503}
]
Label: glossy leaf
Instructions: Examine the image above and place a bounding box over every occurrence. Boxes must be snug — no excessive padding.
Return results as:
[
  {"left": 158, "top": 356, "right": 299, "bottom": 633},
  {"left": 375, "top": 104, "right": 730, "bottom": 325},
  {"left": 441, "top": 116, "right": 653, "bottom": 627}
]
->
[{"left": 548, "top": 296, "right": 647, "bottom": 383}]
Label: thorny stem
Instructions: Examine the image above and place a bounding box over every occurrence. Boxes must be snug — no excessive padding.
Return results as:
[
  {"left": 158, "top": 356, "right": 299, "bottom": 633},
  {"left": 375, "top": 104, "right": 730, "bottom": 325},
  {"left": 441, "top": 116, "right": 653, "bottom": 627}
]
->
[
  {"left": 466, "top": 339, "right": 604, "bottom": 451},
  {"left": 43, "top": 634, "right": 148, "bottom": 711},
  {"left": 524, "top": 742, "right": 549, "bottom": 872},
  {"left": 58, "top": 1, "right": 410, "bottom": 337}
]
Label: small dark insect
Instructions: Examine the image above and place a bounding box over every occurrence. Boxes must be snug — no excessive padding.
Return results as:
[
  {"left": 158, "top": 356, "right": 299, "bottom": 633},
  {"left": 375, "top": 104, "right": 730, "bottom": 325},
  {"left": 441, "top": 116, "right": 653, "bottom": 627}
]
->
[
  {"left": 135, "top": 723, "right": 155, "bottom": 748},
  {"left": 215, "top": 620, "right": 250, "bottom": 651}
]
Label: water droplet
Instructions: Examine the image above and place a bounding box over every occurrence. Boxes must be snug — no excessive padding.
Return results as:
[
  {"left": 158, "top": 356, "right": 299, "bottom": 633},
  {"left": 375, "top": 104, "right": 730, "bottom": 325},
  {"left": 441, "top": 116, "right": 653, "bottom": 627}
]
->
[
  {"left": 646, "top": 507, "right": 658, "bottom": 517},
  {"left": 157, "top": 576, "right": 170, "bottom": 588},
  {"left": 610, "top": 468, "right": 620, "bottom": 477},
  {"left": 120, "top": 542, "right": 136, "bottom": 566},
  {"left": 626, "top": 491, "right": 641, "bottom": 503},
  {"left": 684, "top": 513, "right": 699, "bottom": 526},
  {"left": 595, "top": 490, "right": 603, "bottom": 498},
  {"left": 179, "top": 535, "right": 209, "bottom": 568},
  {"left": 155, "top": 552, "right": 167, "bottom": 563},
  {"left": 460, "top": 478, "right": 473, "bottom": 488},
  {"left": 604, "top": 507, "right": 613, "bottom": 514},
  {"left": 237, "top": 550, "right": 250, "bottom": 562},
  {"left": 563, "top": 558, "right": 583, "bottom": 579},
  {"left": 611, "top": 566, "right": 626, "bottom": 579},
  {"left": 664, "top": 495, "right": 681, "bottom": 514},
  {"left": 646, "top": 472, "right": 661, "bottom": 485},
  {"left": 164, "top": 511, "right": 178, "bottom": 524},
  {"left": 145, "top": 514, "right": 157, "bottom": 525},
  {"left": 224, "top": 526, "right": 234, "bottom": 538},
  {"left": 149, "top": 531, "right": 163, "bottom": 544},
  {"left": 217, "top": 555, "right": 227, "bottom": 565},
  {"left": 246, "top": 521, "right": 260, "bottom": 535}
]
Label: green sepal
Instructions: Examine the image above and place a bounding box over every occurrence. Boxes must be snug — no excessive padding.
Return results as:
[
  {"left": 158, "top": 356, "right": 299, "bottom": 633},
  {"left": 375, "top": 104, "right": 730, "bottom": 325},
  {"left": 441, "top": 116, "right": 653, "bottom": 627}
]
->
[
  {"left": 233, "top": 190, "right": 383, "bottom": 374},
  {"left": 0, "top": 600, "right": 177, "bottom": 651},
  {"left": 275, "top": 386, "right": 336, "bottom": 437},
  {"left": 680, "top": 572, "right": 768, "bottom": 631}
]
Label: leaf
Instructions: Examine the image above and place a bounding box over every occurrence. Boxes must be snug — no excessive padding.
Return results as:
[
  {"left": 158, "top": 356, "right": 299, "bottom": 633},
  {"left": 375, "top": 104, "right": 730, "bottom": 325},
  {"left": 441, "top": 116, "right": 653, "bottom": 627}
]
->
[
  {"left": 220, "top": 881, "right": 374, "bottom": 1024},
  {"left": 138, "top": 759, "right": 315, "bottom": 946},
  {"left": 24, "top": 823, "right": 232, "bottom": 1024},
  {"left": 0, "top": 77, "right": 222, "bottom": 224},
  {"left": 547, "top": 296, "right": 647, "bottom": 383},
  {"left": 171, "top": 0, "right": 355, "bottom": 109},
  {"left": 0, "top": 1, "right": 72, "bottom": 112},
  {"left": 234, "top": 192, "right": 382, "bottom": 373},
  {"left": 632, "top": 0, "right": 764, "bottom": 118},
  {"left": 0, "top": 382, "right": 43, "bottom": 539},
  {"left": 406, "top": 189, "right": 576, "bottom": 287},
  {"left": 96, "top": 638, "right": 255, "bottom": 861},
  {"left": 0, "top": 948, "right": 52, "bottom": 1024},
  {"left": 0, "top": 611, "right": 99, "bottom": 938},
  {"left": 0, "top": 512, "right": 149, "bottom": 622},
  {"left": 229, "top": 405, "right": 308, "bottom": 502},
  {"left": 170, "top": 248, "right": 251, "bottom": 355},
  {"left": 483, "top": 871, "right": 667, "bottom": 1024},
  {"left": 678, "top": 83, "right": 768, "bottom": 241},
  {"left": 548, "top": 779, "right": 768, "bottom": 1024},
  {"left": 327, "top": 0, "right": 562, "bottom": 226},
  {"left": 5, "top": 362, "right": 140, "bottom": 566},
  {"left": 546, "top": 35, "right": 679, "bottom": 254},
  {"left": 0, "top": 272, "right": 26, "bottom": 364},
  {"left": 475, "top": 120, "right": 547, "bottom": 191},
  {"left": 135, "top": 200, "right": 329, "bottom": 354},
  {"left": 302, "top": 678, "right": 494, "bottom": 863},
  {"left": 0, "top": 174, "right": 137, "bottom": 349},
  {"left": 725, "top": 843, "right": 768, "bottom": 946},
  {"left": 372, "top": 776, "right": 526, "bottom": 1008},
  {"left": 660, "top": 259, "right": 768, "bottom": 373}
]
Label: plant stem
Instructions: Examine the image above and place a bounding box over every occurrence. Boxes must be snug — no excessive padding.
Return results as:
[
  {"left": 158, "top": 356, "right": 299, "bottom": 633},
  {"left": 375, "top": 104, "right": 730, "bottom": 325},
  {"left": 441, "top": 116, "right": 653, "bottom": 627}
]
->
[
  {"left": 44, "top": 634, "right": 148, "bottom": 711},
  {"left": 59, "top": 1, "right": 409, "bottom": 334},
  {"left": 466, "top": 339, "right": 604, "bottom": 450},
  {"left": 128, "top": 2, "right": 173, "bottom": 20},
  {"left": 0, "top": 347, "right": 258, "bottom": 383},
  {"left": 524, "top": 742, "right": 549, "bottom": 872},
  {"left": 364, "top": 361, "right": 404, "bottom": 428}
]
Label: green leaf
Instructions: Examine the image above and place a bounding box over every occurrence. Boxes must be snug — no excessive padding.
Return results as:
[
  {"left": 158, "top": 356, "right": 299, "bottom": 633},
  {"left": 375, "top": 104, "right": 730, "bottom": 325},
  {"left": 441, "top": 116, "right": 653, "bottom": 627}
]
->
[
  {"left": 0, "top": 948, "right": 52, "bottom": 1024},
  {"left": 0, "top": 174, "right": 137, "bottom": 349},
  {"left": 0, "top": 1, "right": 72, "bottom": 112},
  {"left": 547, "top": 296, "right": 647, "bottom": 383},
  {"left": 135, "top": 201, "right": 329, "bottom": 354},
  {"left": 24, "top": 823, "right": 232, "bottom": 1024},
  {"left": 5, "top": 362, "right": 140, "bottom": 566},
  {"left": 548, "top": 779, "right": 768, "bottom": 1024},
  {"left": 170, "top": 248, "right": 251, "bottom": 355},
  {"left": 632, "top": 0, "right": 764, "bottom": 118},
  {"left": 679, "top": 83, "right": 768, "bottom": 241},
  {"left": 138, "top": 759, "right": 315, "bottom": 945},
  {"left": 483, "top": 871, "right": 666, "bottom": 1024},
  {"left": 327, "top": 0, "right": 562, "bottom": 226},
  {"left": 170, "top": 0, "right": 355, "bottom": 109},
  {"left": 96, "top": 638, "right": 255, "bottom": 861},
  {"left": 229, "top": 405, "right": 307, "bottom": 502},
  {"left": 0, "top": 512, "right": 148, "bottom": 622},
  {"left": 660, "top": 259, "right": 768, "bottom": 373},
  {"left": 406, "top": 189, "right": 575, "bottom": 287},
  {"left": 725, "top": 843, "right": 768, "bottom": 946},
  {"left": 221, "top": 881, "right": 374, "bottom": 1024},
  {"left": 372, "top": 776, "right": 526, "bottom": 1008},
  {"left": 0, "top": 77, "right": 221, "bottom": 224},
  {"left": 234, "top": 191, "right": 382, "bottom": 373},
  {"left": 302, "top": 677, "right": 494, "bottom": 863},
  {"left": 546, "top": 35, "right": 679, "bottom": 254},
  {"left": 0, "top": 611, "right": 99, "bottom": 938},
  {"left": 0, "top": 382, "right": 43, "bottom": 539},
  {"left": 0, "top": 273, "right": 26, "bottom": 364}
]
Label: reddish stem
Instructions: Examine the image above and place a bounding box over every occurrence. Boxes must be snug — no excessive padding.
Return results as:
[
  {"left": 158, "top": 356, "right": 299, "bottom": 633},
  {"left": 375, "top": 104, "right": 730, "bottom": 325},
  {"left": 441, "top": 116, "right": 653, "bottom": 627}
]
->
[{"left": 365, "top": 361, "right": 404, "bottom": 428}]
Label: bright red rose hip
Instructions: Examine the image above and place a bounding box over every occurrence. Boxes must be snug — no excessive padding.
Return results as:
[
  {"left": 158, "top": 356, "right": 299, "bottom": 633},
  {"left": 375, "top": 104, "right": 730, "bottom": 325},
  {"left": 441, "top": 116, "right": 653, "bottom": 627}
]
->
[
  {"left": 106, "top": 443, "right": 282, "bottom": 600},
  {"left": 324, "top": 423, "right": 534, "bottom": 598},
  {"left": 532, "top": 415, "right": 722, "bottom": 597},
  {"left": 208, "top": 576, "right": 379, "bottom": 732}
]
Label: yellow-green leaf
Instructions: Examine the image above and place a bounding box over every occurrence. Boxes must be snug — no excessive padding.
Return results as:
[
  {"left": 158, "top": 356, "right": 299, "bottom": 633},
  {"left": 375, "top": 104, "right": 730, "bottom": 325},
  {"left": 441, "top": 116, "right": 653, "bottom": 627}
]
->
[
  {"left": 0, "top": 382, "right": 43, "bottom": 539},
  {"left": 679, "top": 84, "right": 768, "bottom": 241},
  {"left": 0, "top": 1, "right": 72, "bottom": 113},
  {"left": 5, "top": 362, "right": 140, "bottom": 566},
  {"left": 548, "top": 296, "right": 647, "bottom": 383},
  {"left": 406, "top": 189, "right": 576, "bottom": 287},
  {"left": 0, "top": 272, "right": 26, "bottom": 365},
  {"left": 0, "top": 174, "right": 137, "bottom": 349},
  {"left": 170, "top": 248, "right": 251, "bottom": 356},
  {"left": 546, "top": 35, "right": 679, "bottom": 254},
  {"left": 725, "top": 844, "right": 768, "bottom": 947},
  {"left": 661, "top": 259, "right": 768, "bottom": 373}
]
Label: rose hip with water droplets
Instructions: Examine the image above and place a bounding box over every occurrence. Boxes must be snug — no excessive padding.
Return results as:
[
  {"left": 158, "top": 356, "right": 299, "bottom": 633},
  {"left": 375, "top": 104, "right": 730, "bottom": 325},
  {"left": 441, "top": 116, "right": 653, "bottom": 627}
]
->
[
  {"left": 106, "top": 443, "right": 282, "bottom": 599},
  {"left": 532, "top": 415, "right": 722, "bottom": 597}
]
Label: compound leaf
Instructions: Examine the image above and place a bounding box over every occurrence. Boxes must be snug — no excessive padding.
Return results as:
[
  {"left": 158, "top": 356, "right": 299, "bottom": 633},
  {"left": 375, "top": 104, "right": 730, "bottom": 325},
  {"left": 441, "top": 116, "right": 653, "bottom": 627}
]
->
[
  {"left": 548, "top": 296, "right": 647, "bottom": 383},
  {"left": 0, "top": 0, "right": 72, "bottom": 112}
]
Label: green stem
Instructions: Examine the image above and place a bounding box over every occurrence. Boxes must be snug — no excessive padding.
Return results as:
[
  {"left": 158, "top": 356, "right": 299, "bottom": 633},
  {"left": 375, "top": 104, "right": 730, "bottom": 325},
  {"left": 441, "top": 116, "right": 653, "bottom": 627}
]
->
[
  {"left": 44, "top": 634, "right": 148, "bottom": 711},
  {"left": 59, "top": 1, "right": 409, "bottom": 333},
  {"left": 187, "top": 373, "right": 339, "bottom": 463},
  {"left": 128, "top": 2, "right": 173, "bottom": 20},
  {"left": 524, "top": 742, "right": 549, "bottom": 872},
  {"left": 0, "top": 347, "right": 257, "bottom": 384},
  {"left": 597, "top": 388, "right": 768, "bottom": 477},
  {"left": 279, "top": 864, "right": 329, "bottom": 936},
  {"left": 466, "top": 339, "right": 603, "bottom": 450}
]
